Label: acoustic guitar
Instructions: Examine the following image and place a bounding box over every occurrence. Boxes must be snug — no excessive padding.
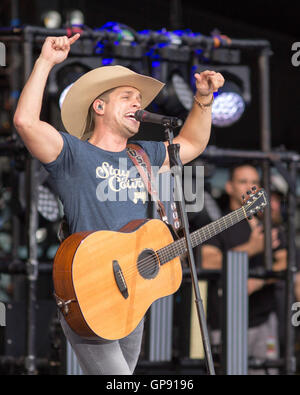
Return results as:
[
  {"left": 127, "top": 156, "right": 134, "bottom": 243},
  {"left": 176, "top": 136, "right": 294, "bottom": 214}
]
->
[{"left": 53, "top": 188, "right": 267, "bottom": 340}]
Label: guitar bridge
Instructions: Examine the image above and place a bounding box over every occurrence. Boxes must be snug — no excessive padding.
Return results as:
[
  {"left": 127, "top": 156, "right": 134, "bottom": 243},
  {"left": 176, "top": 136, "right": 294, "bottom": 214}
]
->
[{"left": 113, "top": 260, "right": 129, "bottom": 299}]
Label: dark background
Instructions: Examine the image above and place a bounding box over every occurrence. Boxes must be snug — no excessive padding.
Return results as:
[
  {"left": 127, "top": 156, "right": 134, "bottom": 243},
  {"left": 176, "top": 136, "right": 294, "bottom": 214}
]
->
[
  {"left": 0, "top": 1, "right": 299, "bottom": 374},
  {"left": 1, "top": 0, "right": 299, "bottom": 151}
]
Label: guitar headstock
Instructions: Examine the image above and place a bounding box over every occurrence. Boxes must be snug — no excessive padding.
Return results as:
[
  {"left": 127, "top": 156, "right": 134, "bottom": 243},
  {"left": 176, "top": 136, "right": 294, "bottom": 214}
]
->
[{"left": 242, "top": 186, "right": 268, "bottom": 219}]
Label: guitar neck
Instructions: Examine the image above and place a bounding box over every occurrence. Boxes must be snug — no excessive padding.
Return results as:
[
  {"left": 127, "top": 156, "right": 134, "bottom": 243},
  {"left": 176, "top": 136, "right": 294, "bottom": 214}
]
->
[{"left": 157, "top": 207, "right": 246, "bottom": 265}]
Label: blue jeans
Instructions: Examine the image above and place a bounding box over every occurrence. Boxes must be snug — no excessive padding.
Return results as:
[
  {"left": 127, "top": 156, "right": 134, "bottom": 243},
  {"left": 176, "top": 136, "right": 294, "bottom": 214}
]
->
[{"left": 60, "top": 314, "right": 144, "bottom": 375}]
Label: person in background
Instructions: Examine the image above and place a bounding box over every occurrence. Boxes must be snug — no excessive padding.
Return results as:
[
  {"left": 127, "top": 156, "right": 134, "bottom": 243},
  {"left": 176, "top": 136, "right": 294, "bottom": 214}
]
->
[{"left": 201, "top": 163, "right": 287, "bottom": 374}]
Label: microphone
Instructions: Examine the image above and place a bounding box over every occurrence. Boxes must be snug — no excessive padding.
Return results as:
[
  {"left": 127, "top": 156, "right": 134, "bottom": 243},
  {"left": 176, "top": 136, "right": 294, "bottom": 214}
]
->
[{"left": 134, "top": 110, "right": 183, "bottom": 128}]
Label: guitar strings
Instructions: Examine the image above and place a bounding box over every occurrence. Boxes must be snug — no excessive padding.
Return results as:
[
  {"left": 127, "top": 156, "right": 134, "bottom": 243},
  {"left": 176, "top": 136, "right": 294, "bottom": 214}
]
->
[
  {"left": 111, "top": 238, "right": 184, "bottom": 283},
  {"left": 114, "top": 225, "right": 206, "bottom": 281},
  {"left": 116, "top": 242, "right": 182, "bottom": 281},
  {"left": 95, "top": 208, "right": 247, "bottom": 284},
  {"left": 114, "top": 208, "right": 246, "bottom": 281}
]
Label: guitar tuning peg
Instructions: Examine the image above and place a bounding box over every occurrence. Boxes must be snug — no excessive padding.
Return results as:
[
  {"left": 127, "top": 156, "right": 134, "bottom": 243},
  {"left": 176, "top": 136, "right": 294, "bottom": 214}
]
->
[
  {"left": 247, "top": 190, "right": 252, "bottom": 195},
  {"left": 252, "top": 186, "right": 257, "bottom": 192}
]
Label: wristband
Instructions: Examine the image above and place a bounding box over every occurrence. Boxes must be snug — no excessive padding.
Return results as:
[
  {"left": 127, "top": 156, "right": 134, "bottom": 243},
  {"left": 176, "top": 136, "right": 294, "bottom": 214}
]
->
[{"left": 194, "top": 94, "right": 214, "bottom": 109}]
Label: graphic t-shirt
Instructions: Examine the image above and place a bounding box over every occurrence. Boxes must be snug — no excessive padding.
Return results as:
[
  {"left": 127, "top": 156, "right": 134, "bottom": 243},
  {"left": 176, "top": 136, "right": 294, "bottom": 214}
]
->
[{"left": 43, "top": 132, "right": 166, "bottom": 234}]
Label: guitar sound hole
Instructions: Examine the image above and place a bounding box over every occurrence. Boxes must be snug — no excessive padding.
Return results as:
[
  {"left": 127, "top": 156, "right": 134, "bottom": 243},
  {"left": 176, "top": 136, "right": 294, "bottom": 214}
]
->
[{"left": 137, "top": 249, "right": 159, "bottom": 279}]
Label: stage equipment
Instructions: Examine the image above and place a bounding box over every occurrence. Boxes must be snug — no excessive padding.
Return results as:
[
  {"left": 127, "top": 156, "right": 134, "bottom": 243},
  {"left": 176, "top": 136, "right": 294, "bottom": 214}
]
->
[
  {"left": 95, "top": 22, "right": 147, "bottom": 73},
  {"left": 65, "top": 10, "right": 85, "bottom": 27},
  {"left": 143, "top": 29, "right": 193, "bottom": 118},
  {"left": 41, "top": 11, "right": 62, "bottom": 29},
  {"left": 54, "top": 62, "right": 91, "bottom": 109},
  {"left": 0, "top": 23, "right": 298, "bottom": 376},
  {"left": 155, "top": 71, "right": 194, "bottom": 117},
  {"left": 163, "top": 116, "right": 215, "bottom": 375},
  {"left": 200, "top": 146, "right": 300, "bottom": 375},
  {"left": 37, "top": 185, "right": 60, "bottom": 223},
  {"left": 147, "top": 296, "right": 174, "bottom": 362},
  {"left": 212, "top": 81, "right": 245, "bottom": 127},
  {"left": 222, "top": 251, "right": 248, "bottom": 375}
]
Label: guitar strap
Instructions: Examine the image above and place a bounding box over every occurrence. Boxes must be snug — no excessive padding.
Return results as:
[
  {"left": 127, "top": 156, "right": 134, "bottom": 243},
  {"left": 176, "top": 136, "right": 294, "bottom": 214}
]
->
[
  {"left": 127, "top": 143, "right": 181, "bottom": 232},
  {"left": 127, "top": 143, "right": 168, "bottom": 224}
]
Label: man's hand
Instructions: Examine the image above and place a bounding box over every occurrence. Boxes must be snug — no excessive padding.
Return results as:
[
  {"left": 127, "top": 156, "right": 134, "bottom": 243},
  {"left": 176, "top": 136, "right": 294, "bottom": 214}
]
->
[
  {"left": 194, "top": 70, "right": 224, "bottom": 98},
  {"left": 161, "top": 70, "right": 224, "bottom": 169},
  {"left": 247, "top": 224, "right": 280, "bottom": 256},
  {"left": 39, "top": 33, "right": 80, "bottom": 66}
]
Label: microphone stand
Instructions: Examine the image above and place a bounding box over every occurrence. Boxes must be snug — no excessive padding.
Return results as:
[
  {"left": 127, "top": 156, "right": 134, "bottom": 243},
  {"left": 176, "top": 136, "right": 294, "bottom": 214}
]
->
[{"left": 164, "top": 122, "right": 215, "bottom": 375}]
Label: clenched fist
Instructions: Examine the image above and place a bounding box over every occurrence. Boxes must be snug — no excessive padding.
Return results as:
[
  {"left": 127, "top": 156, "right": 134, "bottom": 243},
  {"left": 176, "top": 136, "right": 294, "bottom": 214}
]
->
[{"left": 194, "top": 70, "right": 225, "bottom": 98}]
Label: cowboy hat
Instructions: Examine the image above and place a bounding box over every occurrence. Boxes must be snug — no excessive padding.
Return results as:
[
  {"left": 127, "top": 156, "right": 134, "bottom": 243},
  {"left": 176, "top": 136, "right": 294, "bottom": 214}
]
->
[{"left": 61, "top": 65, "right": 165, "bottom": 139}]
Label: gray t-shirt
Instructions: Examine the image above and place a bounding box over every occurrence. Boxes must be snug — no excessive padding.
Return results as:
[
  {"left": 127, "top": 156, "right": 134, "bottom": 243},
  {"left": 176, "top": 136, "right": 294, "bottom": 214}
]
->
[{"left": 43, "top": 132, "right": 166, "bottom": 234}]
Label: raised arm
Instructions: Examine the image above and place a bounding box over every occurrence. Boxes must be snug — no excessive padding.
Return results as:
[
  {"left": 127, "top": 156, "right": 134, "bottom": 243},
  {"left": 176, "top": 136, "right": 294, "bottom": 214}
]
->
[
  {"left": 13, "top": 33, "right": 80, "bottom": 164},
  {"left": 161, "top": 70, "right": 224, "bottom": 171}
]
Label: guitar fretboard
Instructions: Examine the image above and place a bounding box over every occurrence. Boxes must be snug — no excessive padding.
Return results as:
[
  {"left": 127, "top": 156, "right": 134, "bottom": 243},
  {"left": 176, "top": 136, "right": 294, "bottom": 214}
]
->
[{"left": 157, "top": 207, "right": 246, "bottom": 265}]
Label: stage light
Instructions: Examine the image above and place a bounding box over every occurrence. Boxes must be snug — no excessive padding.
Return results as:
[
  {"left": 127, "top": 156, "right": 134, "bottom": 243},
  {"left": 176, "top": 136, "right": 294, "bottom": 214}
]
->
[
  {"left": 41, "top": 10, "right": 62, "bottom": 29},
  {"left": 144, "top": 29, "right": 194, "bottom": 117},
  {"left": 53, "top": 63, "right": 91, "bottom": 109},
  {"left": 37, "top": 185, "right": 61, "bottom": 222},
  {"left": 59, "top": 83, "right": 74, "bottom": 109},
  {"left": 172, "top": 74, "right": 194, "bottom": 111},
  {"left": 0, "top": 232, "right": 11, "bottom": 254},
  {"left": 36, "top": 228, "right": 47, "bottom": 243},
  {"left": 96, "top": 22, "right": 143, "bottom": 63},
  {"left": 98, "top": 22, "right": 136, "bottom": 45},
  {"left": 66, "top": 10, "right": 85, "bottom": 27},
  {"left": 212, "top": 80, "right": 246, "bottom": 127},
  {"left": 156, "top": 71, "right": 194, "bottom": 117}
]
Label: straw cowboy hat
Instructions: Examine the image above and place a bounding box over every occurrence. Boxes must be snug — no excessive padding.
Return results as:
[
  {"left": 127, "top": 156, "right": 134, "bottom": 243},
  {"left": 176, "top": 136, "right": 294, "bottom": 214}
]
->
[{"left": 61, "top": 65, "right": 165, "bottom": 139}]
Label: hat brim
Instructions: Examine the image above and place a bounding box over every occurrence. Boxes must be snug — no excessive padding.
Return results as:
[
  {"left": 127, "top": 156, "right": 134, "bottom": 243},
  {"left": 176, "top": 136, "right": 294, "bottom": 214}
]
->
[{"left": 61, "top": 65, "right": 165, "bottom": 139}]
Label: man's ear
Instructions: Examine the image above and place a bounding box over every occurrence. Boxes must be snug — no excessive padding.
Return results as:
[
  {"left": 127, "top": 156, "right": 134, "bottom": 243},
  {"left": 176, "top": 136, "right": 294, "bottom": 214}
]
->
[{"left": 93, "top": 99, "right": 105, "bottom": 115}]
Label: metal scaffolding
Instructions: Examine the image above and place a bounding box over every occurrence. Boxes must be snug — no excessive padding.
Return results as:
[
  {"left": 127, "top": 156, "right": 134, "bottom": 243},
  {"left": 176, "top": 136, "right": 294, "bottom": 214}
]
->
[{"left": 0, "top": 24, "right": 298, "bottom": 375}]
